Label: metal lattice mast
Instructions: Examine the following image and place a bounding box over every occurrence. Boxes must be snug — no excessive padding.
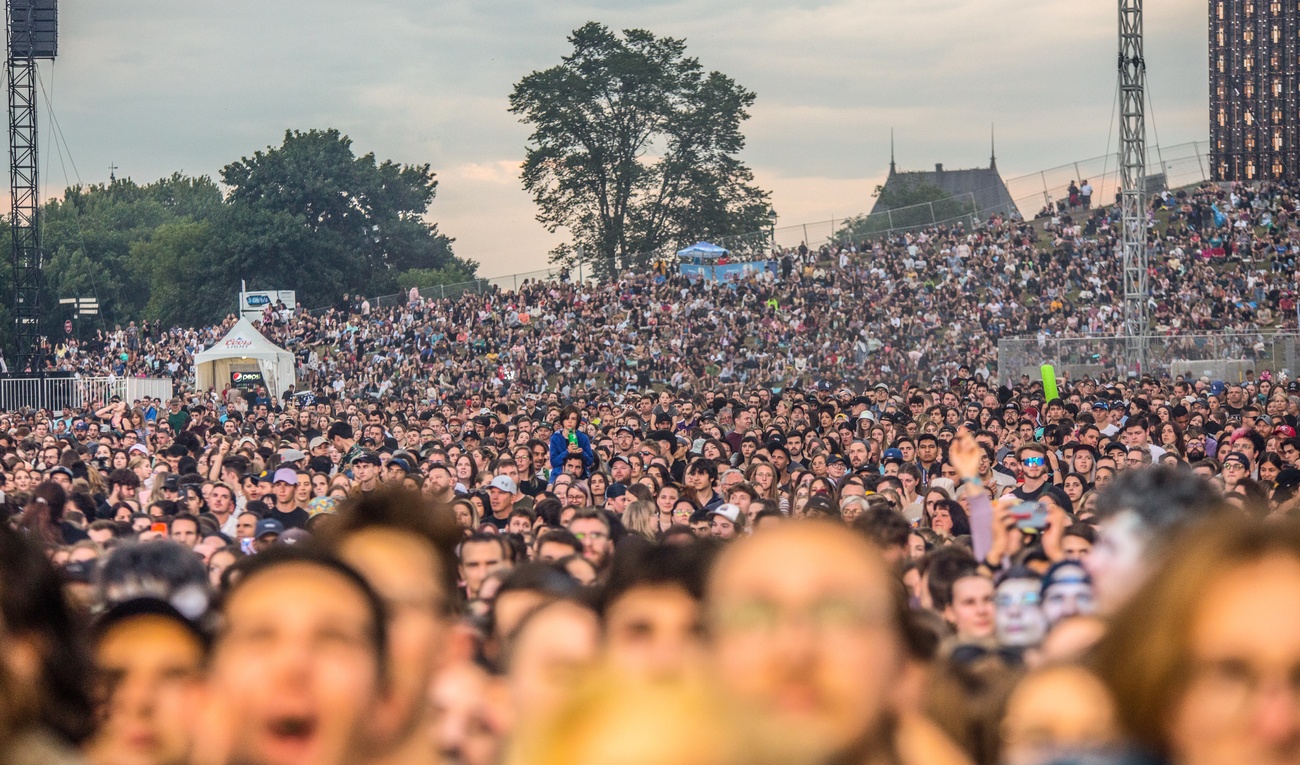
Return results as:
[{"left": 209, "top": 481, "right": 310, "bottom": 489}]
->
[
  {"left": 1118, "top": 0, "right": 1148, "bottom": 373},
  {"left": 7, "top": 1, "right": 42, "bottom": 372}
]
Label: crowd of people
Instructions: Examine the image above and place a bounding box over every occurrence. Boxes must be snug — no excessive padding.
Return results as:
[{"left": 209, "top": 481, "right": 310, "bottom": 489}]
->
[
  {"left": 26, "top": 178, "right": 1300, "bottom": 397},
  {"left": 0, "top": 179, "right": 1299, "bottom": 765},
  {"left": 4, "top": 355, "right": 1300, "bottom": 765}
]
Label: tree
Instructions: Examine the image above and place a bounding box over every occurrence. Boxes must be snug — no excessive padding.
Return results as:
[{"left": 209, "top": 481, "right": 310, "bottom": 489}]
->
[
  {"left": 43, "top": 175, "right": 223, "bottom": 326},
  {"left": 835, "top": 177, "right": 979, "bottom": 242},
  {"left": 29, "top": 130, "right": 474, "bottom": 332},
  {"left": 510, "top": 22, "right": 774, "bottom": 276},
  {"left": 221, "top": 129, "right": 469, "bottom": 296}
]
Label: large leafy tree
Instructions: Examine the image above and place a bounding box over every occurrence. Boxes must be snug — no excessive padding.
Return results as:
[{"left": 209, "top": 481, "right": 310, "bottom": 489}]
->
[
  {"left": 221, "top": 128, "right": 466, "bottom": 294},
  {"left": 32, "top": 130, "right": 472, "bottom": 332},
  {"left": 43, "top": 174, "right": 226, "bottom": 326},
  {"left": 510, "top": 22, "right": 774, "bottom": 274}
]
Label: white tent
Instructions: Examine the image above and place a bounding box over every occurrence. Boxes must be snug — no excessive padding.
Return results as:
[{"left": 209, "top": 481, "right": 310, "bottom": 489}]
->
[{"left": 193, "top": 318, "right": 296, "bottom": 399}]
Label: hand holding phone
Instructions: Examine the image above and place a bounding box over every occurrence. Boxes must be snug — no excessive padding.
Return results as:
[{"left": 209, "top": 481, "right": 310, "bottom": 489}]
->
[{"left": 1008, "top": 501, "right": 1049, "bottom": 531}]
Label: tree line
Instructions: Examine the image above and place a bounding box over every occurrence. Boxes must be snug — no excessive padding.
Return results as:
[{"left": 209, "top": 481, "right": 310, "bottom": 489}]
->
[{"left": 19, "top": 128, "right": 474, "bottom": 339}]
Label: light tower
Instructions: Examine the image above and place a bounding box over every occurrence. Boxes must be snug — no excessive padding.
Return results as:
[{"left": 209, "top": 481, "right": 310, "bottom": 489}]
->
[
  {"left": 6, "top": 0, "right": 57, "bottom": 372},
  {"left": 1118, "top": 0, "right": 1148, "bottom": 373}
]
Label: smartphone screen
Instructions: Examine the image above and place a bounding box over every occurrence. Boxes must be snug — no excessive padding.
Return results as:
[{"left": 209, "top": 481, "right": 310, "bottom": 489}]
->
[{"left": 1009, "top": 501, "right": 1049, "bottom": 531}]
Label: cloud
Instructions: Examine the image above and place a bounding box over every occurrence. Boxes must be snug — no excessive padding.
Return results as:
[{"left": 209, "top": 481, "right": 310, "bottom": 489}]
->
[{"left": 35, "top": 0, "right": 1206, "bottom": 281}]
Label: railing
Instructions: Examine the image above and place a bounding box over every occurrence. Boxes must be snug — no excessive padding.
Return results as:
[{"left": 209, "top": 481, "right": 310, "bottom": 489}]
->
[
  {"left": 0, "top": 376, "right": 174, "bottom": 411},
  {"left": 998, "top": 331, "right": 1299, "bottom": 383}
]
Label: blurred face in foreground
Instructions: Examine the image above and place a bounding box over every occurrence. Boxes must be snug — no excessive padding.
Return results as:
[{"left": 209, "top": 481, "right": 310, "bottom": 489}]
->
[
  {"left": 1086, "top": 511, "right": 1150, "bottom": 614},
  {"left": 86, "top": 616, "right": 204, "bottom": 765},
  {"left": 338, "top": 528, "right": 449, "bottom": 753},
  {"left": 705, "top": 523, "right": 904, "bottom": 763},
  {"left": 206, "top": 562, "right": 389, "bottom": 765},
  {"left": 506, "top": 600, "right": 600, "bottom": 730},
  {"left": 604, "top": 584, "right": 703, "bottom": 681},
  {"left": 1167, "top": 555, "right": 1300, "bottom": 765},
  {"left": 1001, "top": 665, "right": 1119, "bottom": 765}
]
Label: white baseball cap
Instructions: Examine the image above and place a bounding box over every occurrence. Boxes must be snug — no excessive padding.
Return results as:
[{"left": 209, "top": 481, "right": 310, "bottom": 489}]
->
[{"left": 709, "top": 503, "right": 742, "bottom": 524}]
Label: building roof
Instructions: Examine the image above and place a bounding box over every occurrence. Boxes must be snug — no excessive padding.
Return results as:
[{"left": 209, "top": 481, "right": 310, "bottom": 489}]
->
[
  {"left": 871, "top": 163, "right": 1018, "bottom": 219},
  {"left": 871, "top": 130, "right": 1019, "bottom": 219}
]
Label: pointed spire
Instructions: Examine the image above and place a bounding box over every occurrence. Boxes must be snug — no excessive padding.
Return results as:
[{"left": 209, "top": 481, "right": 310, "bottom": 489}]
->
[
  {"left": 989, "top": 124, "right": 997, "bottom": 170},
  {"left": 889, "top": 129, "right": 896, "bottom": 176}
]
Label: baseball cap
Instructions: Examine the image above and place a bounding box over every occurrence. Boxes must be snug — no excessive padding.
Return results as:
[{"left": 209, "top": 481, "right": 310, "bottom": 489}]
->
[
  {"left": 1040, "top": 561, "right": 1092, "bottom": 596},
  {"left": 606, "top": 482, "right": 627, "bottom": 499},
  {"left": 883, "top": 448, "right": 905, "bottom": 463},
  {"left": 873, "top": 382, "right": 889, "bottom": 390},
  {"left": 609, "top": 454, "right": 631, "bottom": 467},
  {"left": 709, "top": 503, "right": 742, "bottom": 524},
  {"left": 489, "top": 475, "right": 518, "bottom": 494},
  {"left": 94, "top": 596, "right": 209, "bottom": 648},
  {"left": 1275, "top": 468, "right": 1300, "bottom": 491},
  {"left": 280, "top": 448, "right": 307, "bottom": 463},
  {"left": 309, "top": 436, "right": 329, "bottom": 450},
  {"left": 272, "top": 468, "right": 299, "bottom": 485},
  {"left": 63, "top": 558, "right": 97, "bottom": 584},
  {"left": 255, "top": 518, "right": 285, "bottom": 539},
  {"left": 351, "top": 451, "right": 382, "bottom": 466},
  {"left": 46, "top": 465, "right": 73, "bottom": 479},
  {"left": 387, "top": 458, "right": 411, "bottom": 474},
  {"left": 1222, "top": 452, "right": 1251, "bottom": 469},
  {"left": 279, "top": 528, "right": 312, "bottom": 546}
]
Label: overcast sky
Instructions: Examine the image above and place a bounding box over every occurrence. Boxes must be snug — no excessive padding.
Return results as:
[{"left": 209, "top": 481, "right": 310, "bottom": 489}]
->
[{"left": 42, "top": 0, "right": 1206, "bottom": 277}]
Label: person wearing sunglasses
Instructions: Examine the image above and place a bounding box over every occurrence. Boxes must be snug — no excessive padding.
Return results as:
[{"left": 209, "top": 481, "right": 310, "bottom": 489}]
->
[{"left": 1010, "top": 443, "right": 1071, "bottom": 511}]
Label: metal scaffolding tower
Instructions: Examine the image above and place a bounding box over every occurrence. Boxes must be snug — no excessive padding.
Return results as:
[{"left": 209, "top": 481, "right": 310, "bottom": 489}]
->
[
  {"left": 1118, "top": 0, "right": 1148, "bottom": 373},
  {"left": 8, "top": 52, "right": 40, "bottom": 371},
  {"left": 6, "top": 0, "right": 55, "bottom": 372}
]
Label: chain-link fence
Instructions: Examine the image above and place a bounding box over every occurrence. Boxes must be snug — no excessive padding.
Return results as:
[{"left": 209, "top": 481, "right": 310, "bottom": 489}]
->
[
  {"left": 998, "top": 332, "right": 1300, "bottom": 383},
  {"left": 1002, "top": 140, "right": 1209, "bottom": 220}
]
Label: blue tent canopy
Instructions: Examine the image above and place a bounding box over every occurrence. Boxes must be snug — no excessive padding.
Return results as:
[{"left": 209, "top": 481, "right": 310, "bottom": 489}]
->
[{"left": 676, "top": 241, "right": 729, "bottom": 261}]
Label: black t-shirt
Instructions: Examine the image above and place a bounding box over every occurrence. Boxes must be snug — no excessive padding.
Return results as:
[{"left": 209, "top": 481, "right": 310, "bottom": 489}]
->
[
  {"left": 272, "top": 506, "right": 310, "bottom": 530},
  {"left": 1011, "top": 481, "right": 1071, "bottom": 510},
  {"left": 483, "top": 512, "right": 509, "bottom": 531},
  {"left": 518, "top": 476, "right": 547, "bottom": 497},
  {"left": 60, "top": 521, "right": 89, "bottom": 544}
]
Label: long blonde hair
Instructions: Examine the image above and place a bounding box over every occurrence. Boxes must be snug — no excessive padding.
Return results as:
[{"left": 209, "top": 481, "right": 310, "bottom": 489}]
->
[{"left": 622, "top": 500, "right": 658, "bottom": 541}]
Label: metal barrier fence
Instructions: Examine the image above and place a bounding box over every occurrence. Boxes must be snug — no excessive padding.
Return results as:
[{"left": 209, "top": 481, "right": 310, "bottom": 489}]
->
[
  {"left": 0, "top": 376, "right": 174, "bottom": 411},
  {"left": 998, "top": 332, "right": 1300, "bottom": 383}
]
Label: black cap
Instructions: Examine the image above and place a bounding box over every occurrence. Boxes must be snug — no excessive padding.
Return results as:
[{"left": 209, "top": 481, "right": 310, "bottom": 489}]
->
[
  {"left": 351, "top": 451, "right": 382, "bottom": 466},
  {"left": 94, "top": 596, "right": 210, "bottom": 648}
]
